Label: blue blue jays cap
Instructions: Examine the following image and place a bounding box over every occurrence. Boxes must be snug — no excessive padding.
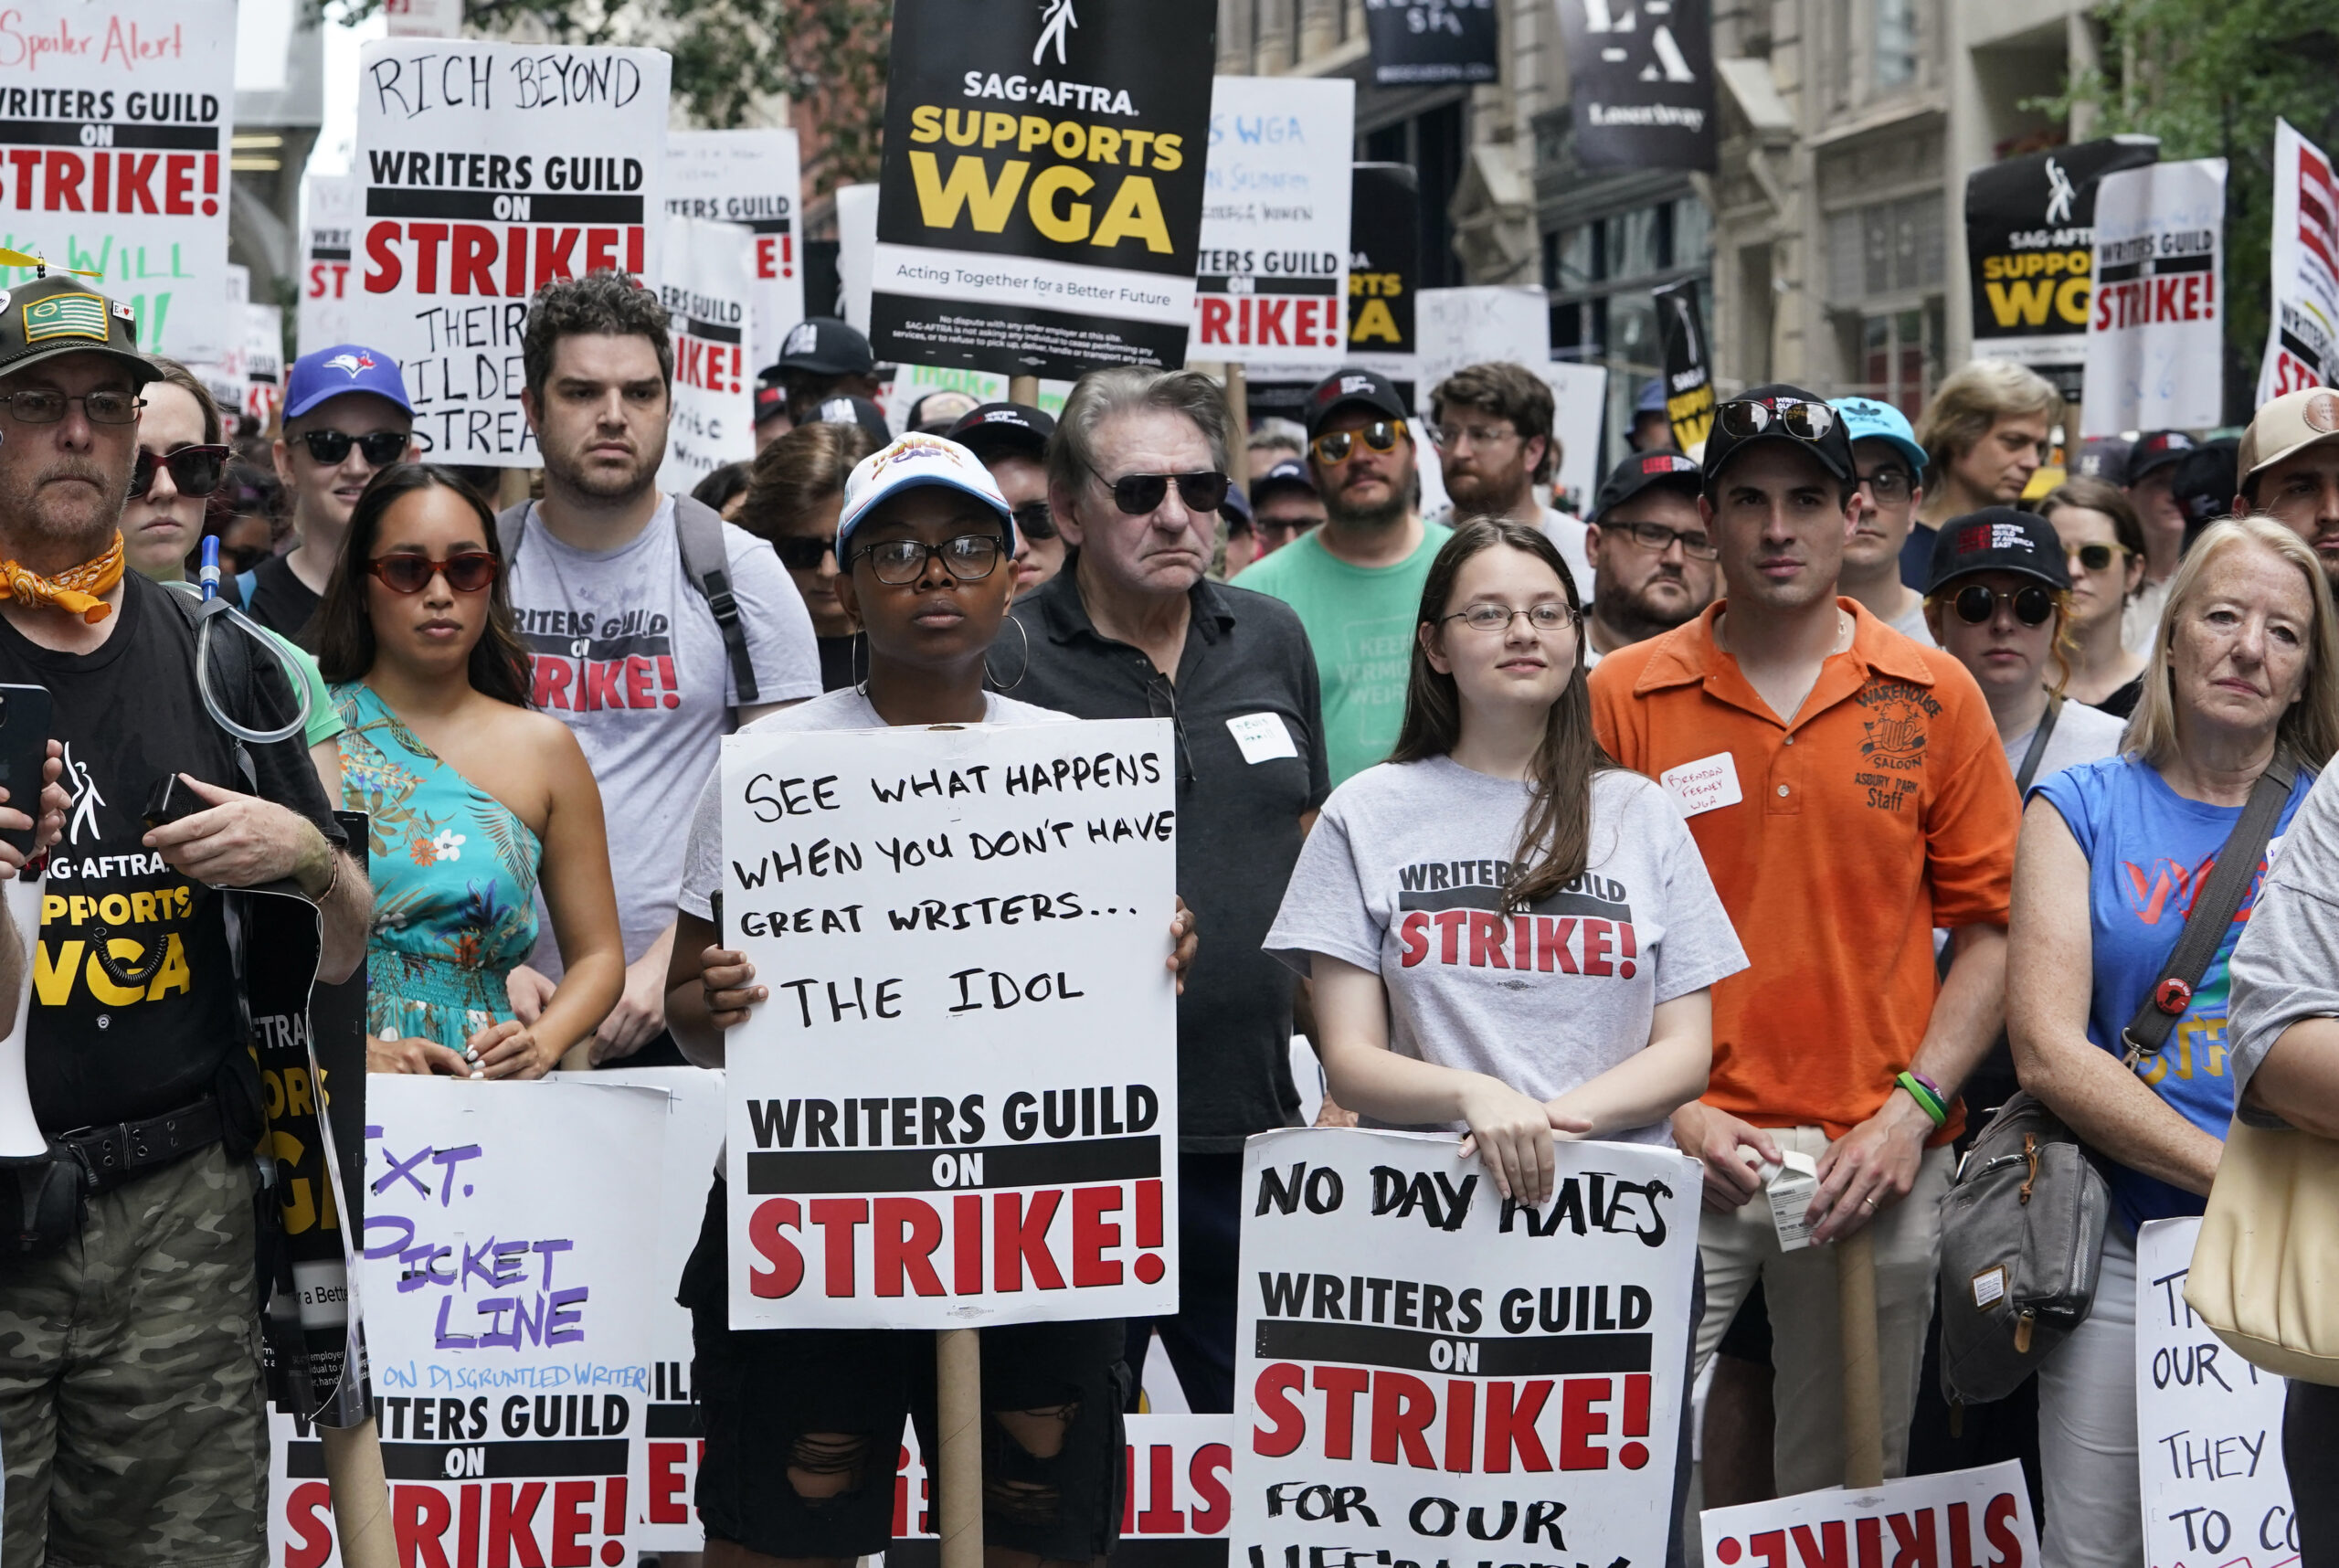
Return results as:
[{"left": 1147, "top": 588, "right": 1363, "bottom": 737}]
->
[{"left": 283, "top": 344, "right": 412, "bottom": 421}]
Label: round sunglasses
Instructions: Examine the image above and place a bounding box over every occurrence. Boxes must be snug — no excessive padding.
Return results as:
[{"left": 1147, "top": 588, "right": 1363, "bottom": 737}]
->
[
  {"left": 130, "top": 443, "right": 231, "bottom": 501},
  {"left": 1310, "top": 419, "right": 1408, "bottom": 465},
  {"left": 367, "top": 550, "right": 500, "bottom": 595},
  {"left": 1949, "top": 582, "right": 2056, "bottom": 627},
  {"left": 302, "top": 429, "right": 409, "bottom": 468},
  {"left": 1105, "top": 471, "right": 1229, "bottom": 516}
]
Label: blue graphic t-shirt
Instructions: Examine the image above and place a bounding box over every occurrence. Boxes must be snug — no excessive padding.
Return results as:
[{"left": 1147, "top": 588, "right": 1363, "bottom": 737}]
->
[{"left": 2033, "top": 754, "right": 2314, "bottom": 1233}]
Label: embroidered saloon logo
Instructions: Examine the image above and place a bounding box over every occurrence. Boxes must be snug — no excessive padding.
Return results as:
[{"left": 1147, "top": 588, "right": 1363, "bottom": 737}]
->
[{"left": 1855, "top": 679, "right": 1940, "bottom": 771}]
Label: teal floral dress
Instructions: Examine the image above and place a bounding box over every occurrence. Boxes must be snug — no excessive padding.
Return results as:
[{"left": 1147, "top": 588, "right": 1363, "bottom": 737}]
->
[{"left": 333, "top": 683, "right": 543, "bottom": 1052}]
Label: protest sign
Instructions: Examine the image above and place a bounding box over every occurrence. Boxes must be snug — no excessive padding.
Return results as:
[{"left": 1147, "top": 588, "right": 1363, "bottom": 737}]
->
[
  {"left": 656, "top": 213, "right": 756, "bottom": 494},
  {"left": 1557, "top": 0, "right": 1716, "bottom": 173},
  {"left": 270, "top": 1076, "right": 671, "bottom": 1568},
  {"left": 1366, "top": 0, "right": 1498, "bottom": 86},
  {"left": 869, "top": 0, "right": 1216, "bottom": 379},
  {"left": 1544, "top": 361, "right": 1608, "bottom": 515},
  {"left": 2136, "top": 1218, "right": 2298, "bottom": 1568},
  {"left": 245, "top": 302, "right": 284, "bottom": 427},
  {"left": 300, "top": 174, "right": 362, "bottom": 355},
  {"left": 0, "top": 0, "right": 237, "bottom": 362},
  {"left": 1233, "top": 1128, "right": 1700, "bottom": 1568},
  {"left": 838, "top": 181, "right": 879, "bottom": 335},
  {"left": 719, "top": 716, "right": 1181, "bottom": 1330},
  {"left": 665, "top": 128, "right": 806, "bottom": 378},
  {"left": 1655, "top": 279, "right": 1713, "bottom": 454},
  {"left": 881, "top": 364, "right": 1071, "bottom": 435},
  {"left": 2258, "top": 119, "right": 2338, "bottom": 403},
  {"left": 1701, "top": 1460, "right": 2038, "bottom": 1568},
  {"left": 1247, "top": 162, "right": 1420, "bottom": 421},
  {"left": 2082, "top": 158, "right": 2227, "bottom": 437},
  {"left": 1190, "top": 77, "right": 1354, "bottom": 366},
  {"left": 1415, "top": 285, "right": 1551, "bottom": 393},
  {"left": 353, "top": 38, "right": 671, "bottom": 463}
]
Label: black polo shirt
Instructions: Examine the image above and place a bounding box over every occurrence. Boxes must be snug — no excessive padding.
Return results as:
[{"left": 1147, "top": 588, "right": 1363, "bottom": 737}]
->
[{"left": 1003, "top": 571, "right": 1330, "bottom": 1152}]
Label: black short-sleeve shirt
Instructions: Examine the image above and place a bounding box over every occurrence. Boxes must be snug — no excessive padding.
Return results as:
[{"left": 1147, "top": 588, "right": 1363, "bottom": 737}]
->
[
  {"left": 0, "top": 575, "right": 344, "bottom": 1132},
  {"left": 1003, "top": 572, "right": 1331, "bottom": 1151},
  {"left": 245, "top": 553, "right": 322, "bottom": 649}
]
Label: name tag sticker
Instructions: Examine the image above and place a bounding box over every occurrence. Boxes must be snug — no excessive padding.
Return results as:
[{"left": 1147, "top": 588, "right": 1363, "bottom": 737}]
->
[
  {"left": 1661, "top": 751, "right": 1742, "bottom": 817},
  {"left": 1226, "top": 712, "right": 1298, "bottom": 765},
  {"left": 1972, "top": 1266, "right": 2007, "bottom": 1309}
]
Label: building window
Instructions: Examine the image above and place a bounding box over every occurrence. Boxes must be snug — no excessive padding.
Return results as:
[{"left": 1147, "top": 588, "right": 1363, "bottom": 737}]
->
[
  {"left": 1856, "top": 303, "right": 1942, "bottom": 417},
  {"left": 1826, "top": 193, "right": 1942, "bottom": 302},
  {"left": 1546, "top": 226, "right": 1599, "bottom": 293},
  {"left": 1875, "top": 0, "right": 1919, "bottom": 89}
]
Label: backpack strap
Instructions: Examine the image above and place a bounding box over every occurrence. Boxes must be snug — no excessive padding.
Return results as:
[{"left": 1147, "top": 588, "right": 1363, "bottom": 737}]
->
[
  {"left": 2013, "top": 693, "right": 2064, "bottom": 796},
  {"left": 672, "top": 493, "right": 758, "bottom": 707},
  {"left": 2122, "top": 754, "right": 2298, "bottom": 1065}
]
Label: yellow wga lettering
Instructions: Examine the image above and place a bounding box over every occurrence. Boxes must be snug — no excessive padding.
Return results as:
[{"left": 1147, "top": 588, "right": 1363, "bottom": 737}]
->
[
  {"left": 34, "top": 888, "right": 195, "bottom": 1005},
  {"left": 907, "top": 105, "right": 1177, "bottom": 253}
]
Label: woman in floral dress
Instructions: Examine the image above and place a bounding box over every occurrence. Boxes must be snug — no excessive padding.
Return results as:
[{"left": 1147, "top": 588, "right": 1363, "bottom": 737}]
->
[{"left": 313, "top": 464, "right": 624, "bottom": 1076}]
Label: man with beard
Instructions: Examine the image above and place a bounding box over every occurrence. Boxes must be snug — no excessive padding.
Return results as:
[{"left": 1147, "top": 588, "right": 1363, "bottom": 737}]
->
[
  {"left": 501, "top": 270, "right": 820, "bottom": 1067},
  {"left": 1426, "top": 361, "right": 1591, "bottom": 588},
  {"left": 1237, "top": 367, "right": 1450, "bottom": 785},
  {"left": 1581, "top": 450, "right": 1716, "bottom": 663},
  {"left": 2233, "top": 388, "right": 2339, "bottom": 581}
]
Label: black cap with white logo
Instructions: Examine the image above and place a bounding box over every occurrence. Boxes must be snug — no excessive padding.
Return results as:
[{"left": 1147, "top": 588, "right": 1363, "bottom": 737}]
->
[
  {"left": 1303, "top": 366, "right": 1409, "bottom": 439},
  {"left": 1592, "top": 450, "right": 1704, "bottom": 524},
  {"left": 813, "top": 394, "right": 891, "bottom": 446},
  {"left": 2128, "top": 429, "right": 2198, "bottom": 483},
  {"left": 772, "top": 316, "right": 874, "bottom": 377},
  {"left": 947, "top": 402, "right": 1055, "bottom": 462},
  {"left": 1701, "top": 382, "right": 1857, "bottom": 489},
  {"left": 1924, "top": 506, "right": 2069, "bottom": 595}
]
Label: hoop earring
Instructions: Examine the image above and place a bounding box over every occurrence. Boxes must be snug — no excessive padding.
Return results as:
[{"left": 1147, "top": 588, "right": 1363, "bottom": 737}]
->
[{"left": 985, "top": 614, "right": 1032, "bottom": 693}]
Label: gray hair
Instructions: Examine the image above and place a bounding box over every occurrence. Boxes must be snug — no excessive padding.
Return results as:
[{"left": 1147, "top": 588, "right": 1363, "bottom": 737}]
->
[{"left": 1048, "top": 367, "right": 1234, "bottom": 501}]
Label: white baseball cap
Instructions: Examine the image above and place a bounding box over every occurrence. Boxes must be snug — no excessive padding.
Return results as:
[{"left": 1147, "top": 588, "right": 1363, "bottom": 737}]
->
[{"left": 835, "top": 433, "right": 1017, "bottom": 566}]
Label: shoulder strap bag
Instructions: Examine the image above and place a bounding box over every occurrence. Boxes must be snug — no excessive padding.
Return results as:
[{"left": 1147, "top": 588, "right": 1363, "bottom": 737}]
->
[{"left": 1937, "top": 756, "right": 2294, "bottom": 1404}]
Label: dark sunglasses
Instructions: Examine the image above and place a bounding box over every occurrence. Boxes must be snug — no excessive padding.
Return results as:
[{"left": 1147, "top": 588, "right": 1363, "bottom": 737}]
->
[
  {"left": 367, "top": 551, "right": 500, "bottom": 595},
  {"left": 1950, "top": 583, "right": 2056, "bottom": 627},
  {"left": 1106, "top": 471, "right": 1229, "bottom": 517},
  {"left": 776, "top": 535, "right": 836, "bottom": 571},
  {"left": 131, "top": 443, "right": 230, "bottom": 500},
  {"left": 301, "top": 429, "right": 409, "bottom": 468},
  {"left": 1717, "top": 397, "right": 1837, "bottom": 442},
  {"left": 2067, "top": 543, "right": 2129, "bottom": 573},
  {"left": 1012, "top": 501, "right": 1059, "bottom": 541},
  {"left": 1310, "top": 420, "right": 1407, "bottom": 465}
]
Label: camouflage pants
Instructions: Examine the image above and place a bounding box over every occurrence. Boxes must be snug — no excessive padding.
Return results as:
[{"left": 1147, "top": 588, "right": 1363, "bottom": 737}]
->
[{"left": 0, "top": 1141, "right": 267, "bottom": 1568}]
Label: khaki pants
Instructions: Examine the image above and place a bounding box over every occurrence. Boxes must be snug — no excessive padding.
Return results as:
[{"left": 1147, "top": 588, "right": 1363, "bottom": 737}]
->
[{"left": 1691, "top": 1126, "right": 1954, "bottom": 1497}]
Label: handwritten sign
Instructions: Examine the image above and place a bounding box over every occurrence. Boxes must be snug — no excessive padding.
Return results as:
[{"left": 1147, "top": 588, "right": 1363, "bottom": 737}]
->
[
  {"left": 656, "top": 214, "right": 755, "bottom": 494},
  {"left": 300, "top": 173, "right": 361, "bottom": 354},
  {"left": 2137, "top": 1218, "right": 2299, "bottom": 1568},
  {"left": 719, "top": 718, "right": 1180, "bottom": 1329},
  {"left": 1189, "top": 77, "right": 1354, "bottom": 365},
  {"left": 665, "top": 128, "right": 804, "bottom": 380},
  {"left": 1233, "top": 1128, "right": 1700, "bottom": 1568},
  {"left": 0, "top": 0, "right": 236, "bottom": 361},
  {"left": 1702, "top": 1461, "right": 2038, "bottom": 1568},
  {"left": 352, "top": 39, "right": 671, "bottom": 463}
]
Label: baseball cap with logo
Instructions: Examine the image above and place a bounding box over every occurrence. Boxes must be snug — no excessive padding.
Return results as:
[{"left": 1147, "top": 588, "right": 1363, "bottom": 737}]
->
[
  {"left": 2238, "top": 387, "right": 2339, "bottom": 494},
  {"left": 836, "top": 433, "right": 1017, "bottom": 566},
  {"left": 283, "top": 343, "right": 412, "bottom": 420},
  {"left": 2074, "top": 436, "right": 2134, "bottom": 484},
  {"left": 1252, "top": 457, "right": 1318, "bottom": 502},
  {"left": 813, "top": 394, "right": 891, "bottom": 446},
  {"left": 774, "top": 317, "right": 875, "bottom": 377},
  {"left": 0, "top": 273, "right": 153, "bottom": 387},
  {"left": 1303, "top": 366, "right": 1409, "bottom": 439},
  {"left": 1591, "top": 450, "right": 1703, "bottom": 524},
  {"left": 753, "top": 369, "right": 788, "bottom": 427},
  {"left": 1701, "top": 382, "right": 1857, "bottom": 491},
  {"left": 1830, "top": 396, "right": 1928, "bottom": 478},
  {"left": 2127, "top": 429, "right": 2197, "bottom": 483},
  {"left": 1924, "top": 505, "right": 2069, "bottom": 596},
  {"left": 947, "top": 402, "right": 1056, "bottom": 463}
]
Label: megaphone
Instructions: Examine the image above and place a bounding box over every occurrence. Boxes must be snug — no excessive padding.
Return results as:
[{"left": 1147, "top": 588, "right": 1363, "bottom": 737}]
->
[{"left": 0, "top": 873, "right": 47, "bottom": 1159}]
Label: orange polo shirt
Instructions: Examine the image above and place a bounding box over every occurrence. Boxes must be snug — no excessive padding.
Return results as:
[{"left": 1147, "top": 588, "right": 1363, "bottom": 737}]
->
[{"left": 1589, "top": 599, "right": 2018, "bottom": 1141}]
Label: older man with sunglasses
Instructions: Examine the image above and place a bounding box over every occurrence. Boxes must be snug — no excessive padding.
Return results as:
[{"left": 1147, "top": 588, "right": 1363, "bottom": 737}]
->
[
  {"left": 1004, "top": 366, "right": 1328, "bottom": 1415},
  {"left": 247, "top": 342, "right": 417, "bottom": 644},
  {"left": 1237, "top": 366, "right": 1448, "bottom": 786}
]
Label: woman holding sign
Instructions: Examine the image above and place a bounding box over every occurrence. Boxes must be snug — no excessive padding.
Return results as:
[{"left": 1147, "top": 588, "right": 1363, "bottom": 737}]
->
[{"left": 665, "top": 433, "right": 1196, "bottom": 1568}]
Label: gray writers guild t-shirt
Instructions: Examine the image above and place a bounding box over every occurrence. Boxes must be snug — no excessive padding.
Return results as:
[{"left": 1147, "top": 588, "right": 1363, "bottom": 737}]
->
[{"left": 1265, "top": 758, "right": 1748, "bottom": 1145}]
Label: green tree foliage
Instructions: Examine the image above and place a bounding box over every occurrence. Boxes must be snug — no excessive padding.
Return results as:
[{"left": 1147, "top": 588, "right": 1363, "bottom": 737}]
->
[{"left": 2041, "top": 0, "right": 2339, "bottom": 418}]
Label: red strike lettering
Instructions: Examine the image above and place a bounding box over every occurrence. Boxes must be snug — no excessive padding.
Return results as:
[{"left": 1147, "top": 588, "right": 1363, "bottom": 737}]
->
[
  {"left": 747, "top": 1196, "right": 804, "bottom": 1298},
  {"left": 1399, "top": 911, "right": 1430, "bottom": 967}
]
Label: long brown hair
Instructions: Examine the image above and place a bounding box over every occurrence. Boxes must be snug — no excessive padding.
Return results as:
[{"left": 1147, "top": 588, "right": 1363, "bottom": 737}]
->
[
  {"left": 736, "top": 419, "right": 877, "bottom": 544},
  {"left": 1391, "top": 517, "right": 1617, "bottom": 912},
  {"left": 312, "top": 463, "right": 534, "bottom": 708}
]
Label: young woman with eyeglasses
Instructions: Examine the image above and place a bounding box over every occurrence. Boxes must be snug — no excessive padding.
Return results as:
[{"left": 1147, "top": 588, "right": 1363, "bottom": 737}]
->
[
  {"left": 312, "top": 464, "right": 624, "bottom": 1079},
  {"left": 661, "top": 436, "right": 1196, "bottom": 1568},
  {"left": 736, "top": 418, "right": 877, "bottom": 690},
  {"left": 2038, "top": 477, "right": 2152, "bottom": 717}
]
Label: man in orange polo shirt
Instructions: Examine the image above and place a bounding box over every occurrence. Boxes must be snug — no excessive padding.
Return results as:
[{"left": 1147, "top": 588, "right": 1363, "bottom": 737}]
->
[{"left": 1590, "top": 384, "right": 2018, "bottom": 1493}]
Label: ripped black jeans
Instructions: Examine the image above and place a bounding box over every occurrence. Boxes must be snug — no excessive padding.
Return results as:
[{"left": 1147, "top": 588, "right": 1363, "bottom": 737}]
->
[{"left": 681, "top": 1176, "right": 1129, "bottom": 1561}]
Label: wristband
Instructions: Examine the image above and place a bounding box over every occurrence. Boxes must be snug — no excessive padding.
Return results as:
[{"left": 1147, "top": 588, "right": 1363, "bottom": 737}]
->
[{"left": 1896, "top": 1070, "right": 1948, "bottom": 1128}]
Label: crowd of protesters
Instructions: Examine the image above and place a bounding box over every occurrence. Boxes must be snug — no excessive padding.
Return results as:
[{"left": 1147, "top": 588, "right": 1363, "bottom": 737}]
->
[{"left": 5, "top": 256, "right": 2339, "bottom": 1568}]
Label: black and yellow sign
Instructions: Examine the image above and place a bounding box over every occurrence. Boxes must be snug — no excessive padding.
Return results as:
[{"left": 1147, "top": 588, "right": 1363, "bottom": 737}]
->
[{"left": 1655, "top": 280, "right": 1714, "bottom": 453}]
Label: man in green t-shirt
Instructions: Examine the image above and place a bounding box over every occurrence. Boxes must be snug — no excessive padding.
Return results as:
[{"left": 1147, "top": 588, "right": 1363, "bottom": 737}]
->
[{"left": 1235, "top": 367, "right": 1451, "bottom": 784}]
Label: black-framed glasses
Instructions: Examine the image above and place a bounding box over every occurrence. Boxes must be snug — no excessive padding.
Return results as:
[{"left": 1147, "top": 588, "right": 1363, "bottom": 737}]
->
[
  {"left": 2067, "top": 543, "right": 2129, "bottom": 574},
  {"left": 1717, "top": 397, "right": 1837, "bottom": 442},
  {"left": 1443, "top": 602, "right": 1580, "bottom": 634},
  {"left": 854, "top": 534, "right": 1004, "bottom": 585},
  {"left": 1106, "top": 471, "right": 1228, "bottom": 517},
  {"left": 1012, "top": 501, "right": 1058, "bottom": 541},
  {"left": 300, "top": 428, "right": 408, "bottom": 468},
  {"left": 1310, "top": 420, "right": 1407, "bottom": 465},
  {"left": 368, "top": 550, "right": 500, "bottom": 595},
  {"left": 0, "top": 388, "right": 141, "bottom": 424},
  {"left": 1856, "top": 468, "right": 1913, "bottom": 503},
  {"left": 1614, "top": 521, "right": 1718, "bottom": 560},
  {"left": 131, "top": 442, "right": 230, "bottom": 500},
  {"left": 776, "top": 535, "right": 835, "bottom": 572},
  {"left": 1950, "top": 583, "right": 2056, "bottom": 628}
]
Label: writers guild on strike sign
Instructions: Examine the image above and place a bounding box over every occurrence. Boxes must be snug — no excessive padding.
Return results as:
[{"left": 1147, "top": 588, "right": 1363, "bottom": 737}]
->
[
  {"left": 1700, "top": 1460, "right": 2038, "bottom": 1568},
  {"left": 719, "top": 719, "right": 1182, "bottom": 1330},
  {"left": 1233, "top": 1129, "right": 1699, "bottom": 1568}
]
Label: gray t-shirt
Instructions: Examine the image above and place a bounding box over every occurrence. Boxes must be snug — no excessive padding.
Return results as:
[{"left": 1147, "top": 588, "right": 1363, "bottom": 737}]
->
[
  {"left": 1265, "top": 758, "right": 1748, "bottom": 1145},
  {"left": 2003, "top": 696, "right": 2127, "bottom": 790},
  {"left": 1886, "top": 593, "right": 1937, "bottom": 647},
  {"left": 2228, "top": 762, "right": 2339, "bottom": 1128},
  {"left": 677, "top": 687, "right": 1074, "bottom": 923},
  {"left": 507, "top": 496, "right": 821, "bottom": 971}
]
